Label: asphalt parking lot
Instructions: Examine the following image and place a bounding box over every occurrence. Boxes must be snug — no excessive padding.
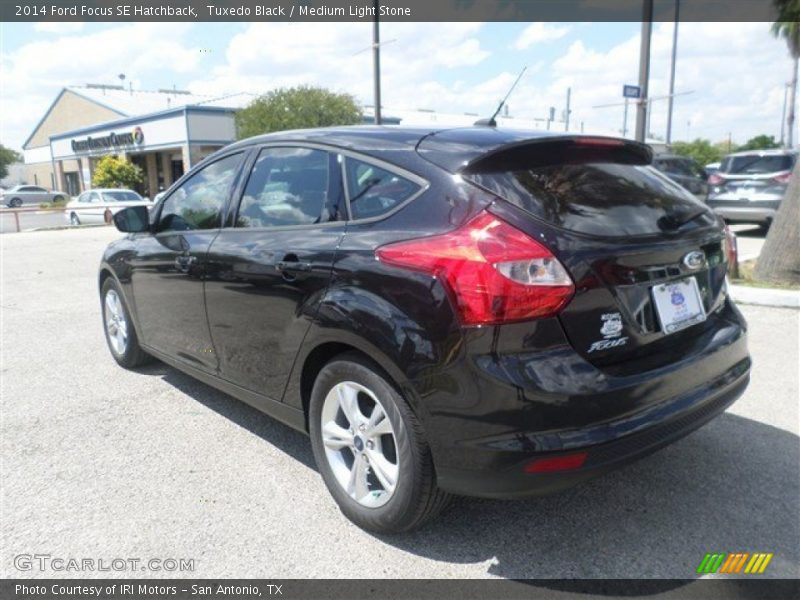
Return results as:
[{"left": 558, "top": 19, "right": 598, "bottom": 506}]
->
[{"left": 1, "top": 227, "right": 798, "bottom": 580}]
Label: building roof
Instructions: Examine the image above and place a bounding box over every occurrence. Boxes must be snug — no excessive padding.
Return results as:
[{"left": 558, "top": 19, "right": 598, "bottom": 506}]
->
[
  {"left": 23, "top": 85, "right": 257, "bottom": 149},
  {"left": 67, "top": 85, "right": 256, "bottom": 116}
]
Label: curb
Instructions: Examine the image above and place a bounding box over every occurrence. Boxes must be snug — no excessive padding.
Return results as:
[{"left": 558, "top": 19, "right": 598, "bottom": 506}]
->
[{"left": 729, "top": 284, "right": 800, "bottom": 309}]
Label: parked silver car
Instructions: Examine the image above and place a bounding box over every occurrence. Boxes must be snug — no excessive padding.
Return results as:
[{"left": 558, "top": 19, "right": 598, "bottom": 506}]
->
[
  {"left": 1, "top": 185, "right": 68, "bottom": 207},
  {"left": 706, "top": 149, "right": 796, "bottom": 228}
]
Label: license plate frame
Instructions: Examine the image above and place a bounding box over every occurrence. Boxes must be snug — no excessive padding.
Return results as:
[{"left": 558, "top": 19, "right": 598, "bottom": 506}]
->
[{"left": 652, "top": 277, "right": 707, "bottom": 335}]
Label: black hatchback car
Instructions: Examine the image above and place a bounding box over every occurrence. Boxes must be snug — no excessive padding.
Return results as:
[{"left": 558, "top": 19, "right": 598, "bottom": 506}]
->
[{"left": 100, "top": 126, "right": 750, "bottom": 533}]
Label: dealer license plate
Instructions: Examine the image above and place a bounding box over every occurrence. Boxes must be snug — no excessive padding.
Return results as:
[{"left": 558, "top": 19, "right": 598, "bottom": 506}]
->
[{"left": 652, "top": 277, "right": 707, "bottom": 335}]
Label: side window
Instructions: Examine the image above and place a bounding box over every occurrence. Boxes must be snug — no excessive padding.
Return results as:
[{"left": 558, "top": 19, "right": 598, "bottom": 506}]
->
[
  {"left": 236, "top": 147, "right": 330, "bottom": 228},
  {"left": 345, "top": 158, "right": 421, "bottom": 220},
  {"left": 159, "top": 153, "right": 242, "bottom": 232}
]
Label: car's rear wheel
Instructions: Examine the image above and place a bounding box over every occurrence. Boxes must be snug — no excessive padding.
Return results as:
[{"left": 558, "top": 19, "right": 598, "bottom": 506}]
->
[
  {"left": 101, "top": 278, "right": 152, "bottom": 368},
  {"left": 53, "top": 195, "right": 65, "bottom": 203},
  {"left": 309, "top": 353, "right": 452, "bottom": 533},
  {"left": 9, "top": 198, "right": 22, "bottom": 208},
  {"left": 70, "top": 212, "right": 80, "bottom": 226}
]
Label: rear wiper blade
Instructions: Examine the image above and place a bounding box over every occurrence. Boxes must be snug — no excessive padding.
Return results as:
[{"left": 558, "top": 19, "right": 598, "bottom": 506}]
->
[{"left": 658, "top": 208, "right": 709, "bottom": 230}]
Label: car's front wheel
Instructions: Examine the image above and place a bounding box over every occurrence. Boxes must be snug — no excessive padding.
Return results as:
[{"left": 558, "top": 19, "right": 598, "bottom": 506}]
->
[
  {"left": 101, "top": 278, "right": 152, "bottom": 369},
  {"left": 70, "top": 212, "right": 80, "bottom": 226},
  {"left": 9, "top": 198, "right": 22, "bottom": 208},
  {"left": 309, "top": 353, "right": 451, "bottom": 533}
]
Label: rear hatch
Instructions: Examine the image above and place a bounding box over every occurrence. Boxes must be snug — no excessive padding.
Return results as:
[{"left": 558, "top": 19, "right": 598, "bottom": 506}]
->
[
  {"left": 421, "top": 134, "right": 730, "bottom": 371},
  {"left": 710, "top": 153, "right": 795, "bottom": 200}
]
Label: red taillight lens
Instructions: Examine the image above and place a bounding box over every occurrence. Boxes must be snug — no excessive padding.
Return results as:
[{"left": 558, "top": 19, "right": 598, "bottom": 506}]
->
[
  {"left": 708, "top": 173, "right": 725, "bottom": 186},
  {"left": 376, "top": 211, "right": 575, "bottom": 326},
  {"left": 773, "top": 171, "right": 792, "bottom": 185},
  {"left": 722, "top": 225, "right": 738, "bottom": 267},
  {"left": 525, "top": 452, "right": 588, "bottom": 474}
]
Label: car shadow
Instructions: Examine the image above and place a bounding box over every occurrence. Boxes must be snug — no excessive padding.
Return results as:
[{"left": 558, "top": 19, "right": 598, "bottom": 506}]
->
[{"left": 142, "top": 362, "right": 798, "bottom": 584}]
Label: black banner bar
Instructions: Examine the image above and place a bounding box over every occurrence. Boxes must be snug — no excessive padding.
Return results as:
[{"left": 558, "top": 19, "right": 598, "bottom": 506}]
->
[
  {"left": 0, "top": 0, "right": 781, "bottom": 23},
  {"left": 2, "top": 579, "right": 800, "bottom": 600}
]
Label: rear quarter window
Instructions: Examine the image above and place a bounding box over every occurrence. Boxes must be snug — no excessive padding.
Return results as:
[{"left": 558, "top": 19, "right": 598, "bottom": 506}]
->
[
  {"left": 467, "top": 163, "right": 713, "bottom": 238},
  {"left": 345, "top": 157, "right": 421, "bottom": 220}
]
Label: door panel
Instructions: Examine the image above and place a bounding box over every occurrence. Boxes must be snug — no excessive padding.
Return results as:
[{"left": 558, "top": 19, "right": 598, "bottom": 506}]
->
[
  {"left": 128, "top": 152, "right": 246, "bottom": 372},
  {"left": 129, "top": 231, "right": 220, "bottom": 371},
  {"left": 204, "top": 146, "right": 346, "bottom": 399}
]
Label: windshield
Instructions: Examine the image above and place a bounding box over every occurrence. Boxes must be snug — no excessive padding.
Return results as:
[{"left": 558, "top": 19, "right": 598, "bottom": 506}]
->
[
  {"left": 102, "top": 191, "right": 141, "bottom": 202},
  {"left": 721, "top": 154, "right": 794, "bottom": 175}
]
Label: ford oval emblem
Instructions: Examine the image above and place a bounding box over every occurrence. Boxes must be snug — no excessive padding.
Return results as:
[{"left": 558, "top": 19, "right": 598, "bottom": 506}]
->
[{"left": 683, "top": 250, "right": 706, "bottom": 270}]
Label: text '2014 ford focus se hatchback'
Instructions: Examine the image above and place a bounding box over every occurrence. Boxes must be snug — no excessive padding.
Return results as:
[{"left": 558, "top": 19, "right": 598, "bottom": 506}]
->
[{"left": 99, "top": 127, "right": 750, "bottom": 533}]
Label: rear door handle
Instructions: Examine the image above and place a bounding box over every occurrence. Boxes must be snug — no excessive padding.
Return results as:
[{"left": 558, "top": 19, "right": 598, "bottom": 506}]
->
[
  {"left": 175, "top": 255, "right": 197, "bottom": 272},
  {"left": 276, "top": 260, "right": 313, "bottom": 273}
]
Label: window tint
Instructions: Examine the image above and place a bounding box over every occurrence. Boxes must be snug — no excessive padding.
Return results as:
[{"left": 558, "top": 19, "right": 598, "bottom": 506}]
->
[
  {"left": 721, "top": 154, "right": 795, "bottom": 175},
  {"left": 345, "top": 158, "right": 421, "bottom": 219},
  {"left": 237, "top": 147, "right": 331, "bottom": 228},
  {"left": 468, "top": 163, "right": 714, "bottom": 238},
  {"left": 159, "top": 153, "right": 242, "bottom": 232}
]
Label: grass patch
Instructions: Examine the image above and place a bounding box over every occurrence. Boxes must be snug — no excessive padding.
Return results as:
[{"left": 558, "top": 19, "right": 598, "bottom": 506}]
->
[{"left": 731, "top": 259, "right": 800, "bottom": 290}]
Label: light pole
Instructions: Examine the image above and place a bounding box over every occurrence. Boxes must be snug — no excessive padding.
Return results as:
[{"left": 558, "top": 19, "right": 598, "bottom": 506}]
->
[
  {"left": 635, "top": 0, "right": 653, "bottom": 142},
  {"left": 665, "top": 0, "right": 680, "bottom": 144},
  {"left": 372, "top": 1, "right": 382, "bottom": 125},
  {"left": 781, "top": 82, "right": 789, "bottom": 148}
]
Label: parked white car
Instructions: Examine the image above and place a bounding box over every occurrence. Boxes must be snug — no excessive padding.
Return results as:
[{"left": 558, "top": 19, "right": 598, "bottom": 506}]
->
[{"left": 65, "top": 189, "right": 150, "bottom": 225}]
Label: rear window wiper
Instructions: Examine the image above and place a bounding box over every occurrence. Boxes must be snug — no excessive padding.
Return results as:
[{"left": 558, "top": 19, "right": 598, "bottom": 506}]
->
[{"left": 658, "top": 208, "right": 709, "bottom": 230}]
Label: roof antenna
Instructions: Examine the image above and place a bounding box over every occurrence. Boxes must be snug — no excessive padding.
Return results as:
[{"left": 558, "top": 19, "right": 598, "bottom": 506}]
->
[{"left": 475, "top": 66, "right": 527, "bottom": 127}]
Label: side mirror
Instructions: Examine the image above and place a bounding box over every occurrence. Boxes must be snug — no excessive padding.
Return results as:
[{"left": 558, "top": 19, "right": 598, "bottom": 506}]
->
[{"left": 113, "top": 205, "right": 150, "bottom": 233}]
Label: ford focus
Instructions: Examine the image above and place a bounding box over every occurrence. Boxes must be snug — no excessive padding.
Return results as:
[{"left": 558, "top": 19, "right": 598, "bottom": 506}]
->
[{"left": 99, "top": 126, "right": 750, "bottom": 533}]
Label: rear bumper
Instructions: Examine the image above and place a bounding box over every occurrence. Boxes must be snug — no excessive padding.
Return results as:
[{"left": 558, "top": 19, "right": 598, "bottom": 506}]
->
[
  {"left": 422, "top": 300, "right": 750, "bottom": 499},
  {"left": 436, "top": 362, "right": 749, "bottom": 498},
  {"left": 707, "top": 198, "right": 781, "bottom": 223}
]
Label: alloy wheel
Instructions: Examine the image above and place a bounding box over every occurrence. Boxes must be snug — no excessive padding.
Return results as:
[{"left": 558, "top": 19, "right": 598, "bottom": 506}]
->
[
  {"left": 104, "top": 289, "right": 128, "bottom": 355},
  {"left": 320, "top": 381, "right": 399, "bottom": 508}
]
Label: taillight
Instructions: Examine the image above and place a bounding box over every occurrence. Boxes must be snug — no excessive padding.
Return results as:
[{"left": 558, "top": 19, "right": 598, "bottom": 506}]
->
[
  {"left": 375, "top": 210, "right": 575, "bottom": 326},
  {"left": 722, "top": 225, "right": 738, "bottom": 267},
  {"left": 773, "top": 171, "right": 792, "bottom": 185},
  {"left": 708, "top": 173, "right": 725, "bottom": 186}
]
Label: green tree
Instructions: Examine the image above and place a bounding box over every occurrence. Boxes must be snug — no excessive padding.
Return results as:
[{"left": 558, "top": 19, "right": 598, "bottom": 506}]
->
[
  {"left": 739, "top": 134, "right": 781, "bottom": 151},
  {"left": 671, "top": 138, "right": 723, "bottom": 166},
  {"left": 235, "top": 86, "right": 363, "bottom": 139},
  {"left": 0, "top": 144, "right": 22, "bottom": 180},
  {"left": 91, "top": 155, "right": 143, "bottom": 189},
  {"left": 772, "top": 0, "right": 800, "bottom": 147}
]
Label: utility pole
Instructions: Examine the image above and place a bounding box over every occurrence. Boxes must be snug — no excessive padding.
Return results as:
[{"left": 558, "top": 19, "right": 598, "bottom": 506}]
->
[
  {"left": 635, "top": 0, "right": 653, "bottom": 142},
  {"left": 372, "top": 1, "right": 382, "bottom": 125},
  {"left": 665, "top": 0, "right": 680, "bottom": 144},
  {"left": 622, "top": 98, "right": 629, "bottom": 137},
  {"left": 565, "top": 87, "right": 571, "bottom": 132}
]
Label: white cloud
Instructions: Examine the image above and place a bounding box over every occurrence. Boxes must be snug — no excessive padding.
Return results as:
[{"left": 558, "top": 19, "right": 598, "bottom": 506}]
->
[
  {"left": 514, "top": 23, "right": 570, "bottom": 50},
  {"left": 1, "top": 24, "right": 202, "bottom": 149}
]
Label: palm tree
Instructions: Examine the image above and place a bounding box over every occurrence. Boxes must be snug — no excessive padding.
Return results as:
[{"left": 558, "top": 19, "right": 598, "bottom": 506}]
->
[{"left": 772, "top": 1, "right": 800, "bottom": 147}]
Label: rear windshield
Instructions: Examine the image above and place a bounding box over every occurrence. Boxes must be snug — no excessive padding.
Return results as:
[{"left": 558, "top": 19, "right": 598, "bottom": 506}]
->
[
  {"left": 721, "top": 154, "right": 794, "bottom": 175},
  {"left": 467, "top": 163, "right": 714, "bottom": 238}
]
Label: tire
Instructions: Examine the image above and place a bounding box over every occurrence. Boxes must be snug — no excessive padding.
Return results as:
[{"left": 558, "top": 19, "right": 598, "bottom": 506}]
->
[
  {"left": 101, "top": 278, "right": 153, "bottom": 369},
  {"left": 9, "top": 198, "right": 22, "bottom": 208},
  {"left": 53, "top": 195, "right": 65, "bottom": 203},
  {"left": 70, "top": 212, "right": 80, "bottom": 226},
  {"left": 309, "top": 353, "right": 452, "bottom": 533}
]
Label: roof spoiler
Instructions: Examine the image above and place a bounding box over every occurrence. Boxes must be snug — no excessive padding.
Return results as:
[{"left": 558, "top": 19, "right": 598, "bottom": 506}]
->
[{"left": 460, "top": 136, "right": 653, "bottom": 174}]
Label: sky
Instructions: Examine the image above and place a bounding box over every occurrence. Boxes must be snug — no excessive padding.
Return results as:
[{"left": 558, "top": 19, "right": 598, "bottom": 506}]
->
[{"left": 0, "top": 20, "right": 793, "bottom": 152}]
